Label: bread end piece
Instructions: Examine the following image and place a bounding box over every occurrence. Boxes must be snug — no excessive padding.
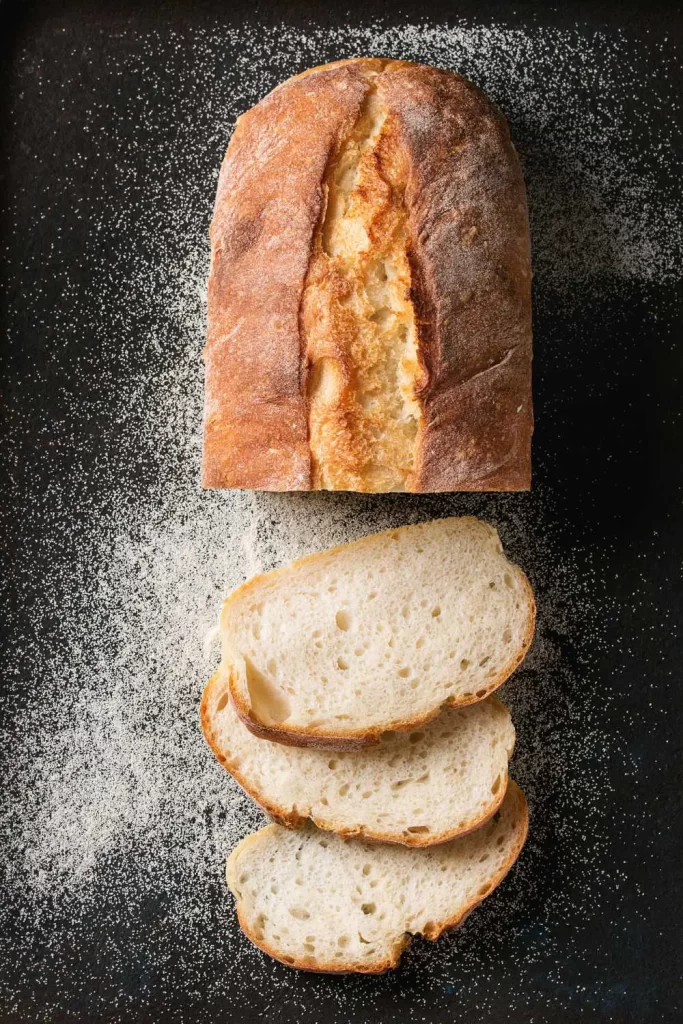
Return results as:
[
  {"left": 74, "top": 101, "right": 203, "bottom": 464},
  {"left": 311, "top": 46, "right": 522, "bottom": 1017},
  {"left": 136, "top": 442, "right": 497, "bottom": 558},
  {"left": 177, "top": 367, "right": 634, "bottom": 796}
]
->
[{"left": 203, "top": 58, "right": 532, "bottom": 493}]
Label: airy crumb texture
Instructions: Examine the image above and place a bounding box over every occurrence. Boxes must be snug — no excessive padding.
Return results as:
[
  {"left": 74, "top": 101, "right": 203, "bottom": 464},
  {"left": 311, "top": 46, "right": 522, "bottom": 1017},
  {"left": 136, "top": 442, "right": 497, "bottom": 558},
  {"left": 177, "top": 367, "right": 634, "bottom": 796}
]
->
[
  {"left": 227, "top": 782, "right": 528, "bottom": 972},
  {"left": 202, "top": 674, "right": 515, "bottom": 846},
  {"left": 224, "top": 517, "right": 535, "bottom": 743},
  {"left": 304, "top": 66, "right": 421, "bottom": 492}
]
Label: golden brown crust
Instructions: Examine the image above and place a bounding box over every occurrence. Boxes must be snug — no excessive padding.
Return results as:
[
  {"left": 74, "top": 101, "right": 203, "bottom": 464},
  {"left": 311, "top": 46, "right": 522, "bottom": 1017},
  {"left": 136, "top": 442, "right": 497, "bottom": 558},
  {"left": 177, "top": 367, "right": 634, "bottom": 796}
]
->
[
  {"left": 302, "top": 73, "right": 421, "bottom": 492},
  {"left": 374, "top": 64, "right": 533, "bottom": 491},
  {"left": 227, "top": 782, "right": 529, "bottom": 973},
  {"left": 201, "top": 672, "right": 512, "bottom": 847},
  {"left": 202, "top": 58, "right": 532, "bottom": 492},
  {"left": 202, "top": 61, "right": 375, "bottom": 489}
]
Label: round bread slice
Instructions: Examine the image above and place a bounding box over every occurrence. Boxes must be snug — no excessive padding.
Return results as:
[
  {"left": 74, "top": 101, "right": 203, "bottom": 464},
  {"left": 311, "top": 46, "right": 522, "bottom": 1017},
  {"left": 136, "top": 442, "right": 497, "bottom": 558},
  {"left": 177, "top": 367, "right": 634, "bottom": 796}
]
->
[
  {"left": 202, "top": 670, "right": 515, "bottom": 846},
  {"left": 226, "top": 781, "right": 528, "bottom": 973},
  {"left": 222, "top": 517, "right": 535, "bottom": 747}
]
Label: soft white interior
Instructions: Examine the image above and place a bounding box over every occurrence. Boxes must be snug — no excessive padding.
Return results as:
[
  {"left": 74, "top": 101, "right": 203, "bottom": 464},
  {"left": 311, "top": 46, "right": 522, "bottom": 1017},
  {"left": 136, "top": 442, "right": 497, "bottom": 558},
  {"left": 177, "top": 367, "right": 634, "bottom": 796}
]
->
[
  {"left": 227, "top": 783, "right": 526, "bottom": 970},
  {"left": 207, "top": 681, "right": 514, "bottom": 843},
  {"left": 222, "top": 518, "right": 532, "bottom": 734},
  {"left": 306, "top": 82, "right": 421, "bottom": 492}
]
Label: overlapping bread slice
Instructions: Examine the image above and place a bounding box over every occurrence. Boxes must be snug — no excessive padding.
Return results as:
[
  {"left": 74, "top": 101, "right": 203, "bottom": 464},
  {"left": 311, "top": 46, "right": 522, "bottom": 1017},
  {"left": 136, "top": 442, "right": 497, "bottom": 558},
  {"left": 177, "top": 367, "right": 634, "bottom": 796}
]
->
[
  {"left": 221, "top": 517, "right": 534, "bottom": 747},
  {"left": 227, "top": 781, "right": 528, "bottom": 973},
  {"left": 202, "top": 669, "right": 516, "bottom": 846}
]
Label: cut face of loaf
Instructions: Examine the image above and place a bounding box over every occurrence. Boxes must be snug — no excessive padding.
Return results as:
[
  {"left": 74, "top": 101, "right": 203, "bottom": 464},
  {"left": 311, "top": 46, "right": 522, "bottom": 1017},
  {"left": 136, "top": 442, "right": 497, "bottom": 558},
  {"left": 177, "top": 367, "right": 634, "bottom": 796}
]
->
[
  {"left": 227, "top": 781, "right": 528, "bottom": 973},
  {"left": 202, "top": 671, "right": 515, "bottom": 846},
  {"left": 223, "top": 517, "right": 535, "bottom": 746},
  {"left": 202, "top": 57, "right": 533, "bottom": 492}
]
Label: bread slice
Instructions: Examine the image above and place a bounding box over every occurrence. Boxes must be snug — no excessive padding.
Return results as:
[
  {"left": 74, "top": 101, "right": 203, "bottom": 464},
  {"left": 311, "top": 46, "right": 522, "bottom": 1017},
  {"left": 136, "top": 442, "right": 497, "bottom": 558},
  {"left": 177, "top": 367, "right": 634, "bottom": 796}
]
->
[
  {"left": 226, "top": 781, "right": 528, "bottom": 973},
  {"left": 221, "top": 517, "right": 534, "bottom": 747},
  {"left": 202, "top": 669, "right": 515, "bottom": 846}
]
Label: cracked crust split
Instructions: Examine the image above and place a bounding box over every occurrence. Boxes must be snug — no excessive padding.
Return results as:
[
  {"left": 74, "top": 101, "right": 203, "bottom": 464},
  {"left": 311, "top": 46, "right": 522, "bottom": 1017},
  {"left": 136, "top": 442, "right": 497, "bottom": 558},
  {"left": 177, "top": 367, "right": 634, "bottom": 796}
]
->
[{"left": 303, "top": 66, "right": 423, "bottom": 492}]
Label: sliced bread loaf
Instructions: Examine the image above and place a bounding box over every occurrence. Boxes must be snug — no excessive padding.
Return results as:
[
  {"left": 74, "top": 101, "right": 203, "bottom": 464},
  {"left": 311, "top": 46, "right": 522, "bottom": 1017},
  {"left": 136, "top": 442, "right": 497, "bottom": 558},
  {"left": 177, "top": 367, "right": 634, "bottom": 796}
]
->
[
  {"left": 221, "top": 517, "right": 534, "bottom": 746},
  {"left": 226, "top": 781, "right": 528, "bottom": 973},
  {"left": 202, "top": 669, "right": 515, "bottom": 846}
]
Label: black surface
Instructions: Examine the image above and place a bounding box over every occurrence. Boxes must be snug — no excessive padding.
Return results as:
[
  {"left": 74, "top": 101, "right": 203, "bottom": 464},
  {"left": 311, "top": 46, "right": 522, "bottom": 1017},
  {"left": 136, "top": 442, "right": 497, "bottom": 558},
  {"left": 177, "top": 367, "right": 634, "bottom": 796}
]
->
[{"left": 2, "top": 2, "right": 683, "bottom": 1023}]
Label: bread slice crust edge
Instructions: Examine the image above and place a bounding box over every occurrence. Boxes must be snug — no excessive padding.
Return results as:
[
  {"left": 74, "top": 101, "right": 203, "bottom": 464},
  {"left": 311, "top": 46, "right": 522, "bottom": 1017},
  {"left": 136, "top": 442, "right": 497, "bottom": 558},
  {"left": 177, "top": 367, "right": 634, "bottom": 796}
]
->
[
  {"left": 226, "top": 781, "right": 529, "bottom": 973},
  {"left": 201, "top": 671, "right": 515, "bottom": 847},
  {"left": 222, "top": 518, "right": 536, "bottom": 747}
]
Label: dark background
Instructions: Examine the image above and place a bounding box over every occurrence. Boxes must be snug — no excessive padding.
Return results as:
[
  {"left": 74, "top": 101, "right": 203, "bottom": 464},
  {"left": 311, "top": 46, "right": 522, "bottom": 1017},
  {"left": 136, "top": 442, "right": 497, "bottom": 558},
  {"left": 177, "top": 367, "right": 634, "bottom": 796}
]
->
[{"left": 2, "top": 1, "right": 682, "bottom": 1022}]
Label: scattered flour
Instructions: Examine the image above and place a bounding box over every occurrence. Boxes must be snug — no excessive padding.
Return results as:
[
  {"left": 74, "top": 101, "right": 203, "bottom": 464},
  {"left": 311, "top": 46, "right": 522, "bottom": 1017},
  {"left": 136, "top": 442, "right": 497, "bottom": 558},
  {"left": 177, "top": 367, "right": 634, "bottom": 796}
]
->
[{"left": 1, "top": 15, "right": 679, "bottom": 1022}]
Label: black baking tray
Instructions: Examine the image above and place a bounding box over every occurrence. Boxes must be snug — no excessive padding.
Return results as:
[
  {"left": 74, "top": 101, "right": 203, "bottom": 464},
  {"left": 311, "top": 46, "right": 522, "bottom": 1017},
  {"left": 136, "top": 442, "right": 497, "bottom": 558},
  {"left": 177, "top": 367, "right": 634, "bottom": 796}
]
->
[{"left": 1, "top": 1, "right": 682, "bottom": 1022}]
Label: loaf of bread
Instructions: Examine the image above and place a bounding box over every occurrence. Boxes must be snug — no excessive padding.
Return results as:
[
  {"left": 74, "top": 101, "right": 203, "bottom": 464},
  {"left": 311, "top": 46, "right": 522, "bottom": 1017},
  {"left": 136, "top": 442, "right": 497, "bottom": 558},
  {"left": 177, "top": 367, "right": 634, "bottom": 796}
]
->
[
  {"left": 226, "top": 781, "right": 528, "bottom": 972},
  {"left": 219, "top": 517, "right": 535, "bottom": 747},
  {"left": 202, "top": 58, "right": 532, "bottom": 492},
  {"left": 202, "top": 671, "right": 515, "bottom": 846}
]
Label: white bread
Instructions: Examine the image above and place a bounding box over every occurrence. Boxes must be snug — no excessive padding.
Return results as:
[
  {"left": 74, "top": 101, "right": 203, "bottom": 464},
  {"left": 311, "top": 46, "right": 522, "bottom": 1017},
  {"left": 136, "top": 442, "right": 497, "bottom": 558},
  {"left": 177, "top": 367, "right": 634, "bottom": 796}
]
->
[
  {"left": 226, "top": 781, "right": 528, "bottom": 973},
  {"left": 222, "top": 517, "right": 535, "bottom": 747},
  {"left": 202, "top": 59, "right": 533, "bottom": 493},
  {"left": 202, "top": 670, "right": 515, "bottom": 846}
]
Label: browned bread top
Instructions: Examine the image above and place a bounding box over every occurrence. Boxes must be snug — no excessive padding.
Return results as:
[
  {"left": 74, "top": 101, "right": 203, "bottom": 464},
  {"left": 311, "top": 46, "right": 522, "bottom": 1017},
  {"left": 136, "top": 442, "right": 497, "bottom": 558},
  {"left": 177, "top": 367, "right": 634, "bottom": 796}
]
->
[{"left": 203, "top": 59, "right": 532, "bottom": 492}]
